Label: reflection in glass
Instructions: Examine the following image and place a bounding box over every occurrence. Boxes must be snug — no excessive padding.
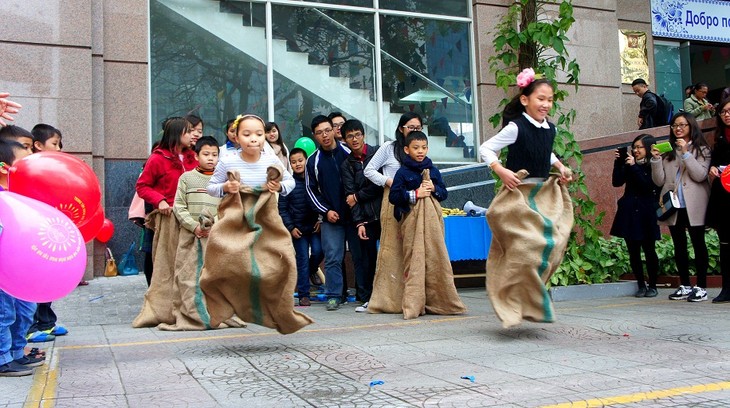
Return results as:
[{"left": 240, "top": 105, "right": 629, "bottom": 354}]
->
[{"left": 380, "top": 0, "right": 468, "bottom": 18}]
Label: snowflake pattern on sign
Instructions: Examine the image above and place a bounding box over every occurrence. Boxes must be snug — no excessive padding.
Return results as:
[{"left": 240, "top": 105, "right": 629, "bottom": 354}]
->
[{"left": 651, "top": 0, "right": 689, "bottom": 35}]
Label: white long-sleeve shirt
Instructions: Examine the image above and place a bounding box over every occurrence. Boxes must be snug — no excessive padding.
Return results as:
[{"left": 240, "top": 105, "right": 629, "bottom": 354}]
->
[
  {"left": 479, "top": 112, "right": 559, "bottom": 165},
  {"left": 364, "top": 141, "right": 401, "bottom": 187},
  {"left": 207, "top": 153, "right": 295, "bottom": 198}
]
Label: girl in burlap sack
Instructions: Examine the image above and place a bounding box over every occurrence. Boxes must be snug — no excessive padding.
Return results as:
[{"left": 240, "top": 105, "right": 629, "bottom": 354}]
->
[
  {"left": 479, "top": 68, "right": 574, "bottom": 328},
  {"left": 363, "top": 112, "right": 423, "bottom": 314},
  {"left": 201, "top": 114, "right": 313, "bottom": 334}
]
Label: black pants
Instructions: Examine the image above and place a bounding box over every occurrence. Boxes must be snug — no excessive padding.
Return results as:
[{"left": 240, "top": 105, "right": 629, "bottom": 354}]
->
[
  {"left": 668, "top": 208, "right": 708, "bottom": 288},
  {"left": 28, "top": 302, "right": 56, "bottom": 333},
  {"left": 357, "top": 222, "right": 381, "bottom": 303},
  {"left": 626, "top": 239, "right": 659, "bottom": 289}
]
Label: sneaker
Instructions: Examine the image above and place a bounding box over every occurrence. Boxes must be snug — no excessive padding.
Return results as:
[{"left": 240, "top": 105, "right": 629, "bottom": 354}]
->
[
  {"left": 43, "top": 325, "right": 68, "bottom": 336},
  {"left": 326, "top": 298, "right": 340, "bottom": 311},
  {"left": 712, "top": 290, "right": 730, "bottom": 303},
  {"left": 355, "top": 302, "right": 369, "bottom": 313},
  {"left": 0, "top": 361, "right": 34, "bottom": 377},
  {"left": 26, "top": 331, "right": 55, "bottom": 343},
  {"left": 14, "top": 355, "right": 44, "bottom": 368},
  {"left": 687, "top": 286, "right": 708, "bottom": 302},
  {"left": 298, "top": 297, "right": 311, "bottom": 307},
  {"left": 644, "top": 287, "right": 658, "bottom": 298},
  {"left": 634, "top": 287, "right": 647, "bottom": 298},
  {"left": 340, "top": 297, "right": 349, "bottom": 306},
  {"left": 668, "top": 285, "right": 692, "bottom": 300}
]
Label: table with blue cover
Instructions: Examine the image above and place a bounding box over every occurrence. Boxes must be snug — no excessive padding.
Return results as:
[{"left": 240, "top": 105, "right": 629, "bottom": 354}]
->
[{"left": 443, "top": 215, "right": 491, "bottom": 261}]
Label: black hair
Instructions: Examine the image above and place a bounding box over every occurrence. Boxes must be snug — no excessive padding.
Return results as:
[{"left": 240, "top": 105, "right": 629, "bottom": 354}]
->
[
  {"left": 632, "top": 133, "right": 657, "bottom": 151},
  {"left": 393, "top": 112, "right": 422, "bottom": 164},
  {"left": 328, "top": 112, "right": 346, "bottom": 121},
  {"left": 405, "top": 131, "right": 428, "bottom": 147},
  {"left": 289, "top": 147, "right": 308, "bottom": 159},
  {"left": 341, "top": 119, "right": 364, "bottom": 138},
  {"left": 631, "top": 78, "right": 648, "bottom": 87},
  {"left": 0, "top": 125, "right": 33, "bottom": 141},
  {"left": 194, "top": 136, "right": 219, "bottom": 154},
  {"left": 225, "top": 118, "right": 236, "bottom": 132},
  {"left": 311, "top": 115, "right": 332, "bottom": 133},
  {"left": 693, "top": 82, "right": 708, "bottom": 92},
  {"left": 185, "top": 114, "right": 204, "bottom": 129},
  {"left": 0, "top": 139, "right": 25, "bottom": 166},
  {"left": 501, "top": 78, "right": 554, "bottom": 127},
  {"left": 31, "top": 123, "right": 63, "bottom": 152},
  {"left": 264, "top": 121, "right": 286, "bottom": 156},
  {"left": 714, "top": 97, "right": 730, "bottom": 148},
  {"left": 158, "top": 117, "right": 191, "bottom": 153},
  {"left": 666, "top": 112, "right": 709, "bottom": 162}
]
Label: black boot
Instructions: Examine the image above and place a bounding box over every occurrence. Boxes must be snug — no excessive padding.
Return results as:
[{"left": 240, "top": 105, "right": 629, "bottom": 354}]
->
[{"left": 712, "top": 243, "right": 730, "bottom": 303}]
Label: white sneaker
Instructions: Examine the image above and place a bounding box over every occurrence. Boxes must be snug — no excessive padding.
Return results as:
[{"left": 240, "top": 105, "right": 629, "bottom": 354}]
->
[
  {"left": 687, "top": 286, "right": 708, "bottom": 302},
  {"left": 355, "top": 302, "right": 368, "bottom": 313},
  {"left": 668, "top": 285, "right": 692, "bottom": 300}
]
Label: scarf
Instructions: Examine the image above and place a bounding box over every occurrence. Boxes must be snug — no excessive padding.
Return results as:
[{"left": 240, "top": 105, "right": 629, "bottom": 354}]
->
[{"left": 403, "top": 155, "right": 433, "bottom": 172}]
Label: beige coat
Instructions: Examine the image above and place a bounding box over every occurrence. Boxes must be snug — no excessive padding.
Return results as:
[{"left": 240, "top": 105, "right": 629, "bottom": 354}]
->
[{"left": 650, "top": 146, "right": 711, "bottom": 226}]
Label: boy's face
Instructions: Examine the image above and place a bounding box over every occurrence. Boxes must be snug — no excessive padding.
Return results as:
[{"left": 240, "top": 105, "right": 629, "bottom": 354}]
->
[
  {"left": 632, "top": 84, "right": 647, "bottom": 98},
  {"left": 196, "top": 145, "right": 219, "bottom": 171},
  {"left": 0, "top": 147, "right": 31, "bottom": 186},
  {"left": 34, "top": 134, "right": 62, "bottom": 152},
  {"left": 289, "top": 152, "right": 307, "bottom": 175},
  {"left": 312, "top": 121, "right": 336, "bottom": 151},
  {"left": 331, "top": 116, "right": 346, "bottom": 140},
  {"left": 404, "top": 139, "right": 428, "bottom": 162},
  {"left": 344, "top": 129, "right": 364, "bottom": 154},
  {"left": 14, "top": 136, "right": 33, "bottom": 154}
]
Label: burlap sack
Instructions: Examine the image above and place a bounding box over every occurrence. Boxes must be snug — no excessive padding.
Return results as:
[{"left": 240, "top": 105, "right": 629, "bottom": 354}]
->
[
  {"left": 132, "top": 210, "right": 181, "bottom": 328},
  {"left": 400, "top": 169, "right": 466, "bottom": 319},
  {"left": 200, "top": 168, "right": 313, "bottom": 334},
  {"left": 486, "top": 171, "right": 573, "bottom": 328},
  {"left": 366, "top": 186, "right": 406, "bottom": 314}
]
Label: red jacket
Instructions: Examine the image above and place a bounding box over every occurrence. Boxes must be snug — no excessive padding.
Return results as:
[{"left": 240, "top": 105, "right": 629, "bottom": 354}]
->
[{"left": 136, "top": 147, "right": 197, "bottom": 207}]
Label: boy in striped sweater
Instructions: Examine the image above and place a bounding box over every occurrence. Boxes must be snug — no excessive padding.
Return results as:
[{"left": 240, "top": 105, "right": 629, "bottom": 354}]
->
[{"left": 174, "top": 136, "right": 221, "bottom": 239}]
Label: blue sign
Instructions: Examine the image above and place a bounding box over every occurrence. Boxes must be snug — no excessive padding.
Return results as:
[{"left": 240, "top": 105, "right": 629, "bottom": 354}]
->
[{"left": 651, "top": 0, "right": 730, "bottom": 42}]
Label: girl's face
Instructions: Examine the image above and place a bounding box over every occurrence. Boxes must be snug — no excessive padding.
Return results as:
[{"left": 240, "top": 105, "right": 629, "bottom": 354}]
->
[
  {"left": 236, "top": 118, "right": 266, "bottom": 153},
  {"left": 180, "top": 126, "right": 193, "bottom": 150},
  {"left": 632, "top": 140, "right": 647, "bottom": 160},
  {"left": 520, "top": 83, "right": 554, "bottom": 123},
  {"left": 190, "top": 122, "right": 203, "bottom": 146},
  {"left": 34, "top": 135, "right": 62, "bottom": 152},
  {"left": 401, "top": 118, "right": 422, "bottom": 138},
  {"left": 671, "top": 116, "right": 691, "bottom": 141},
  {"left": 720, "top": 102, "right": 730, "bottom": 127},
  {"left": 266, "top": 126, "right": 279, "bottom": 143},
  {"left": 226, "top": 124, "right": 237, "bottom": 143}
]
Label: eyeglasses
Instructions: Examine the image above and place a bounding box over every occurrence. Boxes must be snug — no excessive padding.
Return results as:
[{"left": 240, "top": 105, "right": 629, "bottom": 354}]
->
[
  {"left": 402, "top": 125, "right": 423, "bottom": 132},
  {"left": 332, "top": 122, "right": 345, "bottom": 129},
  {"left": 344, "top": 132, "right": 363, "bottom": 141},
  {"left": 720, "top": 110, "right": 730, "bottom": 116},
  {"left": 670, "top": 123, "right": 689, "bottom": 129},
  {"left": 313, "top": 127, "right": 333, "bottom": 137},
  {"left": 632, "top": 145, "right": 645, "bottom": 150}
]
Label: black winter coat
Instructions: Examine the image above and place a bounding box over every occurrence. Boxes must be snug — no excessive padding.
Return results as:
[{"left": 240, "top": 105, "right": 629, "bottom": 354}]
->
[
  {"left": 278, "top": 172, "right": 319, "bottom": 235},
  {"left": 341, "top": 144, "right": 384, "bottom": 225},
  {"left": 706, "top": 131, "right": 730, "bottom": 232},
  {"left": 610, "top": 158, "right": 660, "bottom": 241}
]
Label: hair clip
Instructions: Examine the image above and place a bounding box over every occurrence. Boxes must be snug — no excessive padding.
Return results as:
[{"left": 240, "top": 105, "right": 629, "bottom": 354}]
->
[{"left": 516, "top": 68, "right": 544, "bottom": 88}]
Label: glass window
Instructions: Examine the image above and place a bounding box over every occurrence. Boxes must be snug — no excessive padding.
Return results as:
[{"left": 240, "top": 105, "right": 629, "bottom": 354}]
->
[
  {"left": 380, "top": 0, "right": 469, "bottom": 18},
  {"left": 380, "top": 15, "right": 474, "bottom": 161}
]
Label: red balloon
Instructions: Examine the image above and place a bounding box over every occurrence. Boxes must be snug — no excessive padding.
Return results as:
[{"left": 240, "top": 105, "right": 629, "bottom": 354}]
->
[
  {"left": 8, "top": 151, "right": 102, "bottom": 227},
  {"left": 722, "top": 166, "right": 730, "bottom": 193},
  {"left": 96, "top": 218, "right": 115, "bottom": 243},
  {"left": 77, "top": 204, "right": 104, "bottom": 242}
]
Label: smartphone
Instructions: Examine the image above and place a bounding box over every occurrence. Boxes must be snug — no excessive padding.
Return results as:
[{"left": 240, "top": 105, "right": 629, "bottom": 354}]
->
[
  {"left": 617, "top": 146, "right": 629, "bottom": 160},
  {"left": 655, "top": 141, "right": 673, "bottom": 154}
]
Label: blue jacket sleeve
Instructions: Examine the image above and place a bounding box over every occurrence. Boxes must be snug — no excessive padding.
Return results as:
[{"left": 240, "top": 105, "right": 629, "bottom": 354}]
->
[
  {"left": 388, "top": 170, "right": 410, "bottom": 207},
  {"left": 277, "top": 192, "right": 295, "bottom": 231},
  {"left": 430, "top": 167, "right": 448, "bottom": 202},
  {"left": 305, "top": 156, "right": 330, "bottom": 215}
]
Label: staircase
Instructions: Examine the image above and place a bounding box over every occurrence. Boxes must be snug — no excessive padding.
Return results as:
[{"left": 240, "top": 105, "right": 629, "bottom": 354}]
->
[{"left": 157, "top": 0, "right": 469, "bottom": 161}]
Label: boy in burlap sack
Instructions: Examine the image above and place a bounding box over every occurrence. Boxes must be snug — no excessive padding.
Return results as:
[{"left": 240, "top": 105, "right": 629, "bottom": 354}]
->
[
  {"left": 388, "top": 131, "right": 466, "bottom": 319},
  {"left": 157, "top": 136, "right": 245, "bottom": 331},
  {"left": 479, "top": 69, "right": 574, "bottom": 328},
  {"left": 201, "top": 114, "right": 312, "bottom": 334}
]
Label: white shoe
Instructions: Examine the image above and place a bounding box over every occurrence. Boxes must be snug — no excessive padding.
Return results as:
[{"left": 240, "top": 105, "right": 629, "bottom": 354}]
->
[{"left": 355, "top": 302, "right": 368, "bottom": 313}]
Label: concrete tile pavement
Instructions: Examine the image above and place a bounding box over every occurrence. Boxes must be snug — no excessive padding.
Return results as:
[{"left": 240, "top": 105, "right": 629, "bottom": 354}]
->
[{"left": 3, "top": 275, "right": 730, "bottom": 407}]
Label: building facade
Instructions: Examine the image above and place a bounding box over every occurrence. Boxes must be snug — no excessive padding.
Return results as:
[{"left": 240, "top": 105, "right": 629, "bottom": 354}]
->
[{"left": 1, "top": 0, "right": 727, "bottom": 275}]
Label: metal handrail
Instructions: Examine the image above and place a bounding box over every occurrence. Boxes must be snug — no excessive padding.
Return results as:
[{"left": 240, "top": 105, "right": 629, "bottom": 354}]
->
[{"left": 439, "top": 162, "right": 495, "bottom": 192}]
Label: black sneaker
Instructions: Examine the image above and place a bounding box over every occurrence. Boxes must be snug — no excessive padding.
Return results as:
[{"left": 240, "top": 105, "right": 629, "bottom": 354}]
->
[
  {"left": 687, "top": 286, "right": 708, "bottom": 302},
  {"left": 644, "top": 287, "right": 658, "bottom": 298},
  {"left": 14, "top": 355, "right": 44, "bottom": 368},
  {"left": 326, "top": 298, "right": 340, "bottom": 311},
  {"left": 0, "top": 361, "right": 34, "bottom": 377},
  {"left": 668, "top": 285, "right": 692, "bottom": 300},
  {"left": 635, "top": 287, "right": 647, "bottom": 298}
]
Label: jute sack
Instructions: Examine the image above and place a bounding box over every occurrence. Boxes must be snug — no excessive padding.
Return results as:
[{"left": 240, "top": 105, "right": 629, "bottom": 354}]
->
[
  {"left": 400, "top": 169, "right": 466, "bottom": 319},
  {"left": 132, "top": 210, "right": 181, "bottom": 328},
  {"left": 366, "top": 186, "right": 405, "bottom": 314},
  {"left": 486, "top": 171, "right": 573, "bottom": 328},
  {"left": 200, "top": 168, "right": 313, "bottom": 334}
]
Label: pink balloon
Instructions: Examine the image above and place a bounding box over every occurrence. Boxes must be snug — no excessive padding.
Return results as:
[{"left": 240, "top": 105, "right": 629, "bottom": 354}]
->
[{"left": 0, "top": 192, "right": 87, "bottom": 302}]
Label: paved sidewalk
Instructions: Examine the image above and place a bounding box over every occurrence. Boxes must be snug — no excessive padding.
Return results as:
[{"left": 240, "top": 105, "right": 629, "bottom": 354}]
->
[{"left": 3, "top": 275, "right": 730, "bottom": 407}]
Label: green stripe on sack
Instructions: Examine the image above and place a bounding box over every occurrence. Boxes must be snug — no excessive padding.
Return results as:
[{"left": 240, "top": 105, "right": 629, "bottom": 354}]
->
[
  {"left": 527, "top": 183, "right": 555, "bottom": 323},
  {"left": 194, "top": 239, "right": 212, "bottom": 329},
  {"left": 245, "top": 196, "right": 265, "bottom": 326}
]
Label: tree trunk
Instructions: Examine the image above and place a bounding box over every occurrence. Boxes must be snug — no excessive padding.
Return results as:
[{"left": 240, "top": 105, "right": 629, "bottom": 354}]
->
[{"left": 518, "top": 0, "right": 538, "bottom": 70}]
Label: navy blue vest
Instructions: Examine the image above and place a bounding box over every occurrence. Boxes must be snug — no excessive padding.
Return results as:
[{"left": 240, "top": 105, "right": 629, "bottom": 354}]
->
[{"left": 505, "top": 115, "right": 555, "bottom": 179}]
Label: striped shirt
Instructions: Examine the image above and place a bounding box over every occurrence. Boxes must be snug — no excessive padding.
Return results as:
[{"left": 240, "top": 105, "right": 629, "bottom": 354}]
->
[
  {"left": 207, "top": 152, "right": 294, "bottom": 198},
  {"left": 173, "top": 169, "right": 221, "bottom": 233}
]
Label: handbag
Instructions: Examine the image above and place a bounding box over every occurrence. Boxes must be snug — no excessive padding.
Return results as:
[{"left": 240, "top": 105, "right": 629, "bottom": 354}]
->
[
  {"left": 104, "top": 247, "right": 118, "bottom": 277},
  {"left": 656, "top": 190, "right": 680, "bottom": 221},
  {"left": 118, "top": 242, "right": 140, "bottom": 276}
]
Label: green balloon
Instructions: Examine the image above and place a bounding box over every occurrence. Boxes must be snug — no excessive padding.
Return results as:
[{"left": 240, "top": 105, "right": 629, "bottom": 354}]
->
[{"left": 294, "top": 137, "right": 317, "bottom": 157}]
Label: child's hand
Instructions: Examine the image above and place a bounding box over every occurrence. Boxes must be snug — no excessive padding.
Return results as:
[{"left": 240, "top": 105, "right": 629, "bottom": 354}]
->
[
  {"left": 358, "top": 224, "right": 368, "bottom": 240},
  {"left": 313, "top": 221, "right": 321, "bottom": 233},
  {"left": 416, "top": 186, "right": 431, "bottom": 198},
  {"left": 266, "top": 179, "right": 281, "bottom": 193},
  {"left": 558, "top": 166, "right": 573, "bottom": 185},
  {"left": 495, "top": 166, "right": 521, "bottom": 190},
  {"left": 291, "top": 227, "right": 302, "bottom": 239},
  {"left": 158, "top": 201, "right": 172, "bottom": 216},
  {"left": 326, "top": 210, "right": 340, "bottom": 223},
  {"left": 194, "top": 225, "right": 209, "bottom": 239},
  {"left": 223, "top": 179, "right": 240, "bottom": 194},
  {"left": 421, "top": 179, "right": 434, "bottom": 190},
  {"left": 346, "top": 194, "right": 357, "bottom": 208}
]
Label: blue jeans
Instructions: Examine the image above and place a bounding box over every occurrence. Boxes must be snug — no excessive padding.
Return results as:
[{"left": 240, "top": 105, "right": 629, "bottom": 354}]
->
[
  {"left": 321, "top": 222, "right": 346, "bottom": 299},
  {"left": 293, "top": 233, "right": 323, "bottom": 299},
  {"left": 0, "top": 290, "right": 37, "bottom": 365}
]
